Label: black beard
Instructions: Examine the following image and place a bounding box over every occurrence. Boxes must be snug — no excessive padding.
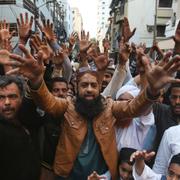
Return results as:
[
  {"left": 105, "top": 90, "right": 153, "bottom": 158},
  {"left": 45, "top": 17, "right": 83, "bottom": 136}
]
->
[{"left": 75, "top": 95, "right": 104, "bottom": 120}]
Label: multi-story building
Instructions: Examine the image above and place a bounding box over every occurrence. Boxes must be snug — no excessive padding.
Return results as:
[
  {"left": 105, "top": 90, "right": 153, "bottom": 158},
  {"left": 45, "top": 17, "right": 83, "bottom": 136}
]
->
[
  {"left": 0, "top": 0, "right": 71, "bottom": 44},
  {"left": 72, "top": 7, "right": 83, "bottom": 36},
  {"left": 0, "top": 0, "right": 53, "bottom": 45},
  {"left": 159, "top": 0, "right": 180, "bottom": 49},
  {"left": 58, "top": 0, "right": 73, "bottom": 38},
  {"left": 96, "top": 0, "right": 111, "bottom": 51},
  {"left": 108, "top": 0, "right": 175, "bottom": 52}
]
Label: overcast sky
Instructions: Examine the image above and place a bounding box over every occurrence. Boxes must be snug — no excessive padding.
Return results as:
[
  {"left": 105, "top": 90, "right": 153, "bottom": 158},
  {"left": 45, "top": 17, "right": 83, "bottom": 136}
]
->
[{"left": 70, "top": 0, "right": 97, "bottom": 38}]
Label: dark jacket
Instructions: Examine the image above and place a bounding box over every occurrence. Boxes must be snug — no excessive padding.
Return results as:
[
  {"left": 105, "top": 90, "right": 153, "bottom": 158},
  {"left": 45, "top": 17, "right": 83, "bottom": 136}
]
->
[
  {"left": 0, "top": 118, "right": 41, "bottom": 180},
  {"left": 153, "top": 103, "right": 178, "bottom": 150}
]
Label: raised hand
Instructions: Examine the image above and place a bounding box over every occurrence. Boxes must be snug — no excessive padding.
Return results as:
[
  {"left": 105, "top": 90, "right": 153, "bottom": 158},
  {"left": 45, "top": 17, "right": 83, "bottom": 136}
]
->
[
  {"left": 130, "top": 150, "right": 155, "bottom": 176},
  {"left": 30, "top": 34, "right": 53, "bottom": 63},
  {"left": 122, "top": 17, "right": 136, "bottom": 42},
  {"left": 6, "top": 44, "right": 45, "bottom": 85},
  {"left": 130, "top": 150, "right": 155, "bottom": 163},
  {"left": 119, "top": 37, "right": 131, "bottom": 65},
  {"left": 149, "top": 41, "right": 164, "bottom": 59},
  {"left": 140, "top": 52, "right": 180, "bottom": 95},
  {"left": 52, "top": 49, "right": 65, "bottom": 66},
  {"left": 61, "top": 43, "right": 69, "bottom": 57},
  {"left": 69, "top": 32, "right": 78, "bottom": 47},
  {"left": 87, "top": 171, "right": 106, "bottom": 180},
  {"left": 0, "top": 49, "right": 10, "bottom": 64},
  {"left": 79, "top": 30, "right": 92, "bottom": 58},
  {"left": 102, "top": 38, "right": 110, "bottom": 53},
  {"left": 92, "top": 53, "right": 109, "bottom": 71},
  {"left": 0, "top": 20, "right": 15, "bottom": 41},
  {"left": 17, "top": 12, "right": 33, "bottom": 44},
  {"left": 37, "top": 19, "right": 56, "bottom": 43}
]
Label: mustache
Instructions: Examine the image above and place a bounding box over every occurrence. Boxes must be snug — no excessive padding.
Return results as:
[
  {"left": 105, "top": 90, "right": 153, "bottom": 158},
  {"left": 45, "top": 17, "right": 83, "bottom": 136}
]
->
[
  {"left": 2, "top": 107, "right": 15, "bottom": 112},
  {"left": 102, "top": 81, "right": 108, "bottom": 86}
]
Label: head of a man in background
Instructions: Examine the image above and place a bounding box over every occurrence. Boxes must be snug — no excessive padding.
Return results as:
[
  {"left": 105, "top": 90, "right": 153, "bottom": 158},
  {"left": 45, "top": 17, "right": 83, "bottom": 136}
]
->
[
  {"left": 0, "top": 75, "right": 24, "bottom": 122},
  {"left": 48, "top": 77, "right": 68, "bottom": 98},
  {"left": 169, "top": 83, "right": 180, "bottom": 117}
]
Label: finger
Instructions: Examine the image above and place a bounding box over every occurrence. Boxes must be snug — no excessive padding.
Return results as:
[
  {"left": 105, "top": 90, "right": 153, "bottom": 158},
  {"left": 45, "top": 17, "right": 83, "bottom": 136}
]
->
[
  {"left": 86, "top": 32, "right": 89, "bottom": 40},
  {"left": 35, "top": 34, "right": 42, "bottom": 46},
  {"left": 164, "top": 55, "right": 180, "bottom": 70},
  {"left": 20, "top": 13, "right": 24, "bottom": 25},
  {"left": 18, "top": 44, "right": 32, "bottom": 58},
  {"left": 42, "top": 19, "right": 46, "bottom": 27},
  {"left": 159, "top": 51, "right": 172, "bottom": 66},
  {"left": 3, "top": 20, "right": 6, "bottom": 29},
  {"left": 47, "top": 19, "right": 50, "bottom": 27},
  {"left": 81, "top": 30, "right": 83, "bottom": 40},
  {"left": 30, "top": 39, "right": 39, "bottom": 51},
  {"left": 131, "top": 28, "right": 136, "bottom": 38},
  {"left": 4, "top": 60, "right": 22, "bottom": 67},
  {"left": 9, "top": 53, "right": 26, "bottom": 63},
  {"left": 17, "top": 18, "right": 20, "bottom": 27},
  {"left": 168, "top": 77, "right": 180, "bottom": 84},
  {"left": 29, "top": 16, "right": 33, "bottom": 28},
  {"left": 37, "top": 51, "right": 44, "bottom": 65},
  {"left": 25, "top": 12, "right": 28, "bottom": 24},
  {"left": 167, "top": 61, "right": 180, "bottom": 75},
  {"left": 6, "top": 68, "right": 20, "bottom": 75},
  {"left": 0, "top": 21, "right": 2, "bottom": 29},
  {"left": 50, "top": 23, "right": 53, "bottom": 29},
  {"left": 84, "top": 43, "right": 93, "bottom": 52},
  {"left": 6, "top": 23, "right": 10, "bottom": 31},
  {"left": 124, "top": 17, "right": 129, "bottom": 26}
]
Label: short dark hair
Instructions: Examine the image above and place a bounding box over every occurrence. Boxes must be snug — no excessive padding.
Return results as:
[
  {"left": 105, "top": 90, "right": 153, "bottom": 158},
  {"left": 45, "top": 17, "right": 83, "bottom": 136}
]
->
[
  {"left": 170, "top": 153, "right": 180, "bottom": 165},
  {"left": 169, "top": 83, "right": 180, "bottom": 94},
  {"left": 47, "top": 77, "right": 68, "bottom": 92},
  {"left": 119, "top": 147, "right": 137, "bottom": 165},
  {"left": 0, "top": 75, "right": 25, "bottom": 97}
]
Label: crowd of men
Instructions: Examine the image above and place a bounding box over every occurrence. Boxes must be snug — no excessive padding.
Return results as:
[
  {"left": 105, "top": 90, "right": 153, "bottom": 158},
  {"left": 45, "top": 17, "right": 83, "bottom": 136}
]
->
[{"left": 0, "top": 13, "right": 179, "bottom": 180}]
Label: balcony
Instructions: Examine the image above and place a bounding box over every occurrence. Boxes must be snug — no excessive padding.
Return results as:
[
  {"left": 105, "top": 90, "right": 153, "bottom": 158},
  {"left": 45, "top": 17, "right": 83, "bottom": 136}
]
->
[
  {"left": 157, "top": 8, "right": 173, "bottom": 18},
  {"left": 157, "top": 8, "right": 173, "bottom": 25}
]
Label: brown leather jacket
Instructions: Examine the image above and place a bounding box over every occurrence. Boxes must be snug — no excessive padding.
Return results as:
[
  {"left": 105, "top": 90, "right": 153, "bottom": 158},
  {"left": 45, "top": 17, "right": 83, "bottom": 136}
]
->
[{"left": 31, "top": 81, "right": 156, "bottom": 180}]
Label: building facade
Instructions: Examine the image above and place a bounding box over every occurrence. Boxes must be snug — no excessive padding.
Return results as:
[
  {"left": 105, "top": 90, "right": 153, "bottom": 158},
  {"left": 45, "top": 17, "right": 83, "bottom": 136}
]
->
[
  {"left": 108, "top": 0, "right": 175, "bottom": 52},
  {"left": 72, "top": 7, "right": 83, "bottom": 36},
  {"left": 0, "top": 0, "right": 71, "bottom": 44},
  {"left": 96, "top": 0, "right": 111, "bottom": 51}
]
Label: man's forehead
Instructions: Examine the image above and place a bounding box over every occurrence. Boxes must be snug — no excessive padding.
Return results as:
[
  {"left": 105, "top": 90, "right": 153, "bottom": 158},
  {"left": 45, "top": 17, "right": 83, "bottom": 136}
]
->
[
  {"left": 79, "top": 73, "right": 98, "bottom": 83},
  {"left": 171, "top": 87, "right": 180, "bottom": 93}
]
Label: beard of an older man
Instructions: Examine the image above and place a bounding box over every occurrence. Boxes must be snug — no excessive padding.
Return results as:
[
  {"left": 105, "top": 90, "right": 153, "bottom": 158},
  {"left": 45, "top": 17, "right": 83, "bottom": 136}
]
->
[{"left": 75, "top": 94, "right": 104, "bottom": 120}]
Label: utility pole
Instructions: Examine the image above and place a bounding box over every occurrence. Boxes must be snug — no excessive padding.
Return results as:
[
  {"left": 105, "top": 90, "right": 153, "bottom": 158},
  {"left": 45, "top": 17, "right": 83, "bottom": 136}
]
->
[{"left": 153, "top": 0, "right": 158, "bottom": 43}]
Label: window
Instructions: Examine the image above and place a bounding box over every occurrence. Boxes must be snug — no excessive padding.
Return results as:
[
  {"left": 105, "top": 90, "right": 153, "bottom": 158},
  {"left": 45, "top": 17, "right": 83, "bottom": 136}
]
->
[
  {"left": 157, "top": 25, "right": 166, "bottom": 37},
  {"left": 158, "top": 0, "right": 173, "bottom": 8},
  {"left": 10, "top": 23, "right": 18, "bottom": 36},
  {"left": 0, "top": 0, "right": 16, "bottom": 4}
]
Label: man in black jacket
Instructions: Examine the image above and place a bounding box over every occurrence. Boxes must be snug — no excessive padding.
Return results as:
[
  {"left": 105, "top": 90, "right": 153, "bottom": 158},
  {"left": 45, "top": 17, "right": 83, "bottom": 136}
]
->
[{"left": 0, "top": 75, "right": 40, "bottom": 180}]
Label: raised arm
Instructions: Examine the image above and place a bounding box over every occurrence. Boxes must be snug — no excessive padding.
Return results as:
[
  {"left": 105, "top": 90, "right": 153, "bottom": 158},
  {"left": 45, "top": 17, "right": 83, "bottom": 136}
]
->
[
  {"left": 7, "top": 44, "right": 68, "bottom": 117},
  {"left": 112, "top": 52, "right": 180, "bottom": 120}
]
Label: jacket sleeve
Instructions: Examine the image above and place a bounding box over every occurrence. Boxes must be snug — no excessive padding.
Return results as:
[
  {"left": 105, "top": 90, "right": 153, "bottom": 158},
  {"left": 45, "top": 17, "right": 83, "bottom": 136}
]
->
[
  {"left": 112, "top": 88, "right": 156, "bottom": 121},
  {"left": 101, "top": 64, "right": 127, "bottom": 99},
  {"left": 30, "top": 80, "right": 68, "bottom": 118}
]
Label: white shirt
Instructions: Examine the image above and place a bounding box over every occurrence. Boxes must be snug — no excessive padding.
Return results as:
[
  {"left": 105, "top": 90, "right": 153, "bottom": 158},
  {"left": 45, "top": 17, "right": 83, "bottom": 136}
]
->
[
  {"left": 133, "top": 164, "right": 162, "bottom": 180},
  {"left": 153, "top": 125, "right": 180, "bottom": 175},
  {"left": 116, "top": 111, "right": 155, "bottom": 151}
]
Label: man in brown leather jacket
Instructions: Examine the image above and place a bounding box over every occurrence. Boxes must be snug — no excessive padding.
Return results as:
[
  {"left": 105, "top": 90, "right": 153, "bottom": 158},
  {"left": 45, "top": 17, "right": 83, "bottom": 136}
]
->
[{"left": 6, "top": 39, "right": 180, "bottom": 179}]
